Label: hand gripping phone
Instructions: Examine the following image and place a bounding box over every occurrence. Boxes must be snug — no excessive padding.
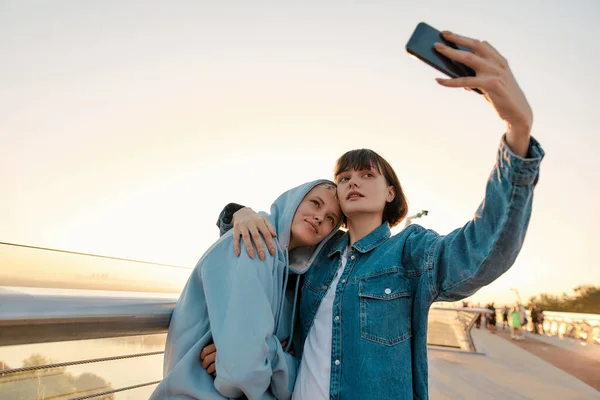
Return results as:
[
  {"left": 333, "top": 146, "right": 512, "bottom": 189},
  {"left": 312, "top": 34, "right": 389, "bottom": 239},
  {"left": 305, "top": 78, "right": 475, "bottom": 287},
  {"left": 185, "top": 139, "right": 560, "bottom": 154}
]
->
[{"left": 406, "top": 22, "right": 483, "bottom": 94}]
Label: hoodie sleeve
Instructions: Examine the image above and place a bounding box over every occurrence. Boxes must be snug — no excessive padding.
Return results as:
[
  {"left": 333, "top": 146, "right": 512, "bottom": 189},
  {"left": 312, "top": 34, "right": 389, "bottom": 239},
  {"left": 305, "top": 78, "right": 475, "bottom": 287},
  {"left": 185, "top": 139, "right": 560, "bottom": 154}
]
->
[
  {"left": 201, "top": 242, "right": 298, "bottom": 400},
  {"left": 404, "top": 136, "right": 544, "bottom": 302}
]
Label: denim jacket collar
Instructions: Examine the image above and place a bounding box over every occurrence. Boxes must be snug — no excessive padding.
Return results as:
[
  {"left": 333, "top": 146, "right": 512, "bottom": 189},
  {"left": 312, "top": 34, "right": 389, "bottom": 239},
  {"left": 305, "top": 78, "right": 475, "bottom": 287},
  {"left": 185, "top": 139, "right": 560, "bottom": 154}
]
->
[{"left": 328, "top": 223, "right": 391, "bottom": 257}]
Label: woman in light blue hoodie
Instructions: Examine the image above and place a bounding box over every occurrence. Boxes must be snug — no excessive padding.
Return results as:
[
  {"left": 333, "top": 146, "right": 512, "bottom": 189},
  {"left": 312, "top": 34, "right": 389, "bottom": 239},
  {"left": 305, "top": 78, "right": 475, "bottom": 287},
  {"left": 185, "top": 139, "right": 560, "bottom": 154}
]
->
[{"left": 150, "top": 180, "right": 342, "bottom": 400}]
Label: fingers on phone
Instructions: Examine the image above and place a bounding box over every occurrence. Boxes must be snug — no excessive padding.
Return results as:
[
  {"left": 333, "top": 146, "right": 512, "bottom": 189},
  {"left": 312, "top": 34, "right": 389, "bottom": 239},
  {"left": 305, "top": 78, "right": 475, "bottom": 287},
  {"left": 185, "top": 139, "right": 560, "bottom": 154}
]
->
[
  {"left": 436, "top": 77, "right": 482, "bottom": 90},
  {"left": 434, "top": 42, "right": 487, "bottom": 71},
  {"left": 441, "top": 31, "right": 480, "bottom": 52},
  {"left": 441, "top": 31, "right": 507, "bottom": 67}
]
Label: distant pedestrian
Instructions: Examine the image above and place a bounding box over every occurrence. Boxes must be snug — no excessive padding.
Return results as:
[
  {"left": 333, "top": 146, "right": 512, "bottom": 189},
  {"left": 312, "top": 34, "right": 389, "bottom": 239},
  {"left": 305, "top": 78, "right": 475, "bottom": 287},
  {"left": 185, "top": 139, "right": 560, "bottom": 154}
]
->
[
  {"left": 530, "top": 304, "right": 541, "bottom": 334},
  {"left": 502, "top": 306, "right": 509, "bottom": 330},
  {"left": 487, "top": 303, "right": 497, "bottom": 333},
  {"left": 520, "top": 304, "right": 528, "bottom": 332},
  {"left": 510, "top": 305, "right": 522, "bottom": 340}
]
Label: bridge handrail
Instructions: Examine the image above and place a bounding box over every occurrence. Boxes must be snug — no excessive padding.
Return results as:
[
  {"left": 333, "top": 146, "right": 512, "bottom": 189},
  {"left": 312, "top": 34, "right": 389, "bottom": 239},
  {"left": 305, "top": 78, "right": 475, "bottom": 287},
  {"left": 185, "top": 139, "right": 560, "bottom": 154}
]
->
[{"left": 0, "top": 292, "right": 176, "bottom": 346}]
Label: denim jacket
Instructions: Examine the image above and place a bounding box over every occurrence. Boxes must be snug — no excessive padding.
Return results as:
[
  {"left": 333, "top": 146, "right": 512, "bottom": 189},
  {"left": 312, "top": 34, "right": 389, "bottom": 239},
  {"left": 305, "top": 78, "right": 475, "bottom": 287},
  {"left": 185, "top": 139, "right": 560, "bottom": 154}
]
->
[{"left": 218, "top": 136, "right": 544, "bottom": 400}]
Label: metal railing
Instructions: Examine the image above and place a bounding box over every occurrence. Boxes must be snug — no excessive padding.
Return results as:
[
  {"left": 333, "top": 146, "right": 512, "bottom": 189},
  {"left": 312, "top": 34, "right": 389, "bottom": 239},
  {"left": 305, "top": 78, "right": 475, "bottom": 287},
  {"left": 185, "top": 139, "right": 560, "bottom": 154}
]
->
[
  {"left": 0, "top": 293, "right": 488, "bottom": 350},
  {"left": 538, "top": 311, "right": 600, "bottom": 344},
  {"left": 0, "top": 292, "right": 176, "bottom": 346},
  {"left": 489, "top": 309, "right": 600, "bottom": 345},
  {"left": 427, "top": 306, "right": 491, "bottom": 353}
]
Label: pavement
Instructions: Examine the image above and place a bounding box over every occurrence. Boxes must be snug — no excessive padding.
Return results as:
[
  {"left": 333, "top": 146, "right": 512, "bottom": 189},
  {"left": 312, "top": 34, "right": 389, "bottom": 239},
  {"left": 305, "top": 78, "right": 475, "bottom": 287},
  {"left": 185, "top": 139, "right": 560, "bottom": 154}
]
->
[
  {"left": 428, "top": 327, "right": 600, "bottom": 399},
  {"left": 493, "top": 327, "right": 600, "bottom": 391}
]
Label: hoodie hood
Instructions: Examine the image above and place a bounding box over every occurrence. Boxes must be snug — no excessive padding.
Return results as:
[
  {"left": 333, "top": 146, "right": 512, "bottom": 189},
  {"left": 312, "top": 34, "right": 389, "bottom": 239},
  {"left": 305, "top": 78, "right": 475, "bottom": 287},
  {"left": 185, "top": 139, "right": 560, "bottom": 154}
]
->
[{"left": 259, "top": 179, "right": 342, "bottom": 275}]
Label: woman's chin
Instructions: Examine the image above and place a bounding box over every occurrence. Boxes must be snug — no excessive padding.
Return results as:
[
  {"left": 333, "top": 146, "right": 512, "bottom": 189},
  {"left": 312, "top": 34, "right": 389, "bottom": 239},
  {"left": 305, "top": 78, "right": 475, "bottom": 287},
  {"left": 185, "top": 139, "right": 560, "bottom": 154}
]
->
[
  {"left": 341, "top": 203, "right": 368, "bottom": 216},
  {"left": 340, "top": 206, "right": 381, "bottom": 222},
  {"left": 290, "top": 228, "right": 318, "bottom": 248}
]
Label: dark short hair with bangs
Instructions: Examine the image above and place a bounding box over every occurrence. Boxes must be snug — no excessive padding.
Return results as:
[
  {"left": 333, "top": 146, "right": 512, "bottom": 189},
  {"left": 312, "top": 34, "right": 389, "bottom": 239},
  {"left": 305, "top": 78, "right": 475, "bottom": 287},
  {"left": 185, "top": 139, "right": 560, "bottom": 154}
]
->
[{"left": 334, "top": 149, "right": 408, "bottom": 228}]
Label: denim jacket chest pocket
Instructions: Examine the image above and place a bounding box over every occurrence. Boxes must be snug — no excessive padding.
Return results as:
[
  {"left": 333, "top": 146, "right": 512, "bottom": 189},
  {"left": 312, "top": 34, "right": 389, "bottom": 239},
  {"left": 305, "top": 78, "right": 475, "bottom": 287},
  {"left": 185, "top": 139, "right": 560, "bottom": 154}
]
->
[{"left": 358, "top": 272, "right": 412, "bottom": 346}]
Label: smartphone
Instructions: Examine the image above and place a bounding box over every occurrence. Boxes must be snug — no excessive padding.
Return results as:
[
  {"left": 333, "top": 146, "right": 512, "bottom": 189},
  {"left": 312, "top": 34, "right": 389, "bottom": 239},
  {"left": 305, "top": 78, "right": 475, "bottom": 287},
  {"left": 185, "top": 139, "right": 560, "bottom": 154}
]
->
[{"left": 405, "top": 22, "right": 483, "bottom": 94}]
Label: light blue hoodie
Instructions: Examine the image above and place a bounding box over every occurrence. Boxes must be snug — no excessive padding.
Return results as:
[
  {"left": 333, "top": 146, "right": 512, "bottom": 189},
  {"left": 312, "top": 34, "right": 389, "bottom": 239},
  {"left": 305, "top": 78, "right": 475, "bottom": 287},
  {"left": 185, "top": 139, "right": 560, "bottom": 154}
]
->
[{"left": 150, "top": 179, "right": 341, "bottom": 400}]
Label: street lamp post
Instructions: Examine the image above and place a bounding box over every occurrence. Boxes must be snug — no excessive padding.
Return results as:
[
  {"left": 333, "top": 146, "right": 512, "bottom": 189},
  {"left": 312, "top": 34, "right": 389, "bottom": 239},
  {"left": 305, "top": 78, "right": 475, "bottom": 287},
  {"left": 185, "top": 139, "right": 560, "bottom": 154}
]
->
[
  {"left": 510, "top": 288, "right": 523, "bottom": 305},
  {"left": 404, "top": 210, "right": 429, "bottom": 228}
]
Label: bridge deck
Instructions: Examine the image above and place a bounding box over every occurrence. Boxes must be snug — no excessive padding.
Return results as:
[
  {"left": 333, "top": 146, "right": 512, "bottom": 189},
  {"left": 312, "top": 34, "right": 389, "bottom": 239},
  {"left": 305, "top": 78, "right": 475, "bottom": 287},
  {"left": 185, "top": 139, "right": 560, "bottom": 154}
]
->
[{"left": 429, "top": 328, "right": 600, "bottom": 399}]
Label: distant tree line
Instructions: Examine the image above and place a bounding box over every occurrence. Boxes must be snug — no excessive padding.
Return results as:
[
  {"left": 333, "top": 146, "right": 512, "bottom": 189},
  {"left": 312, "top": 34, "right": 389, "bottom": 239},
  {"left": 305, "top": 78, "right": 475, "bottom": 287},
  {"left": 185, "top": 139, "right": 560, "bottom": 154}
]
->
[{"left": 528, "top": 285, "right": 600, "bottom": 314}]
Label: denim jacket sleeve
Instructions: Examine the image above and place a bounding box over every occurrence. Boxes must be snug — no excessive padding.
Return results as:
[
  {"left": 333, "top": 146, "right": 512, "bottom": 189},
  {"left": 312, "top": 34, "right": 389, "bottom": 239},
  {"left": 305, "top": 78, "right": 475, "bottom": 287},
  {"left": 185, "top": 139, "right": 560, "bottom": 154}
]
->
[
  {"left": 216, "top": 203, "right": 246, "bottom": 236},
  {"left": 405, "top": 135, "right": 544, "bottom": 302}
]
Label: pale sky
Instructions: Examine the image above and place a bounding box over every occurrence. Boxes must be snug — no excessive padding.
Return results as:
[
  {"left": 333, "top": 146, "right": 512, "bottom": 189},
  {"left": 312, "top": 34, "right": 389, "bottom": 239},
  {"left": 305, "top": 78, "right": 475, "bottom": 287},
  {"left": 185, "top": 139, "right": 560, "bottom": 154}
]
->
[{"left": 1, "top": 1, "right": 599, "bottom": 306}]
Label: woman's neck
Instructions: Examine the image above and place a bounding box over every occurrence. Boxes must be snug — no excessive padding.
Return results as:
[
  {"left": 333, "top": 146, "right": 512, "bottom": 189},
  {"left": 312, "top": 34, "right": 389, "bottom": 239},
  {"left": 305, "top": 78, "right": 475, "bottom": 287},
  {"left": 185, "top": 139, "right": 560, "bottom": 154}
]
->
[
  {"left": 287, "top": 237, "right": 298, "bottom": 252},
  {"left": 346, "top": 213, "right": 384, "bottom": 245}
]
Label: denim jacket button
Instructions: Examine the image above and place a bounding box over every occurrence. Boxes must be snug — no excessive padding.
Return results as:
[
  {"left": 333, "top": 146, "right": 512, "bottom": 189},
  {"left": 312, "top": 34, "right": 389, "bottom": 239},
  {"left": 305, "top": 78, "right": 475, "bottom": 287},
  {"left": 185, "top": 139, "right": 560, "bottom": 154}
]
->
[
  {"left": 384, "top": 288, "right": 392, "bottom": 294},
  {"left": 335, "top": 315, "right": 340, "bottom": 321},
  {"left": 335, "top": 359, "right": 340, "bottom": 365},
  {"left": 350, "top": 255, "right": 355, "bottom": 260},
  {"left": 321, "top": 285, "right": 327, "bottom": 290}
]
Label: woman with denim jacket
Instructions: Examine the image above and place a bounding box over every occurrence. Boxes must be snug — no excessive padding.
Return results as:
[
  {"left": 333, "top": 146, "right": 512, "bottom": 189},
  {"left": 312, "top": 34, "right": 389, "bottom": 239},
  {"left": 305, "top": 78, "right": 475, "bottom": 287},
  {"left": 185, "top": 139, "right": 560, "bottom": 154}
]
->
[{"left": 203, "top": 31, "right": 544, "bottom": 399}]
